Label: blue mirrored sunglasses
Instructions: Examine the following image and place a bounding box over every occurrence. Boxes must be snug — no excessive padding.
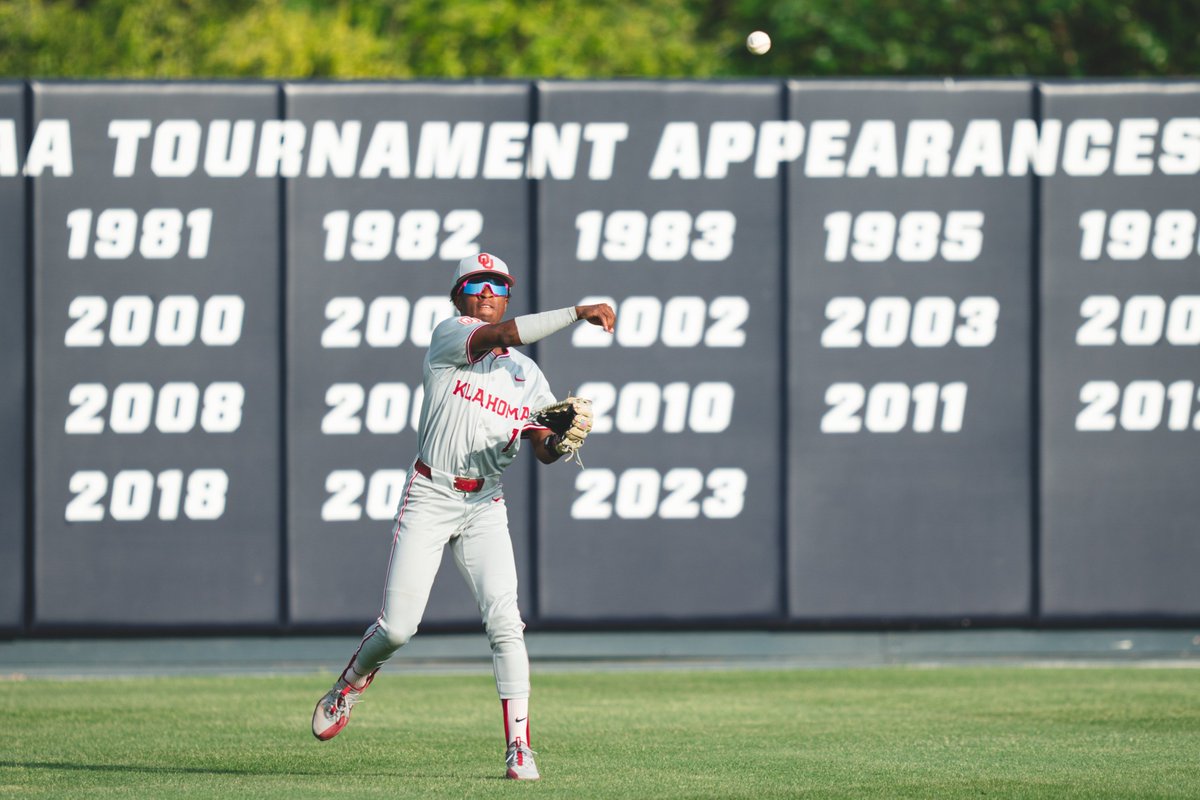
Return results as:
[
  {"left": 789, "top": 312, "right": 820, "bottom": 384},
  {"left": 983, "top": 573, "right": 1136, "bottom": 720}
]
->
[{"left": 460, "top": 279, "right": 510, "bottom": 297}]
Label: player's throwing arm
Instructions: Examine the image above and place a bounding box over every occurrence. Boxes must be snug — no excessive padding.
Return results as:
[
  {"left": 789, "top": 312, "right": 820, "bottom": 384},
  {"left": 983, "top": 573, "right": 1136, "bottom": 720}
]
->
[{"left": 464, "top": 302, "right": 615, "bottom": 351}]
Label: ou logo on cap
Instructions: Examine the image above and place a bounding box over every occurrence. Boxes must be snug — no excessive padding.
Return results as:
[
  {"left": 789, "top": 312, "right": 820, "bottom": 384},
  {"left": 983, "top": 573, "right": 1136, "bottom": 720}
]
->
[{"left": 478, "top": 253, "right": 493, "bottom": 268}]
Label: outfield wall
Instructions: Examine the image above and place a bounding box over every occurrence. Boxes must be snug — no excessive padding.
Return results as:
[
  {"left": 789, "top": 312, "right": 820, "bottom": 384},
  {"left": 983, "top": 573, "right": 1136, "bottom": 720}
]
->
[{"left": 3, "top": 79, "right": 1198, "bottom": 634}]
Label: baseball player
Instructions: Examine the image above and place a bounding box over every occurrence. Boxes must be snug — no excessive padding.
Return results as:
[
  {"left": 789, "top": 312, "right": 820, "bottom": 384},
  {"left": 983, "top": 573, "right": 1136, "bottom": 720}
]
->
[{"left": 312, "top": 252, "right": 615, "bottom": 781}]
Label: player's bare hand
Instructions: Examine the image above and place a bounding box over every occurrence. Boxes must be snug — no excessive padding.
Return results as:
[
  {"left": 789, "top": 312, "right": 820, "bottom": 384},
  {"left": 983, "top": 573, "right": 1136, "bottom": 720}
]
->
[{"left": 575, "top": 303, "right": 616, "bottom": 334}]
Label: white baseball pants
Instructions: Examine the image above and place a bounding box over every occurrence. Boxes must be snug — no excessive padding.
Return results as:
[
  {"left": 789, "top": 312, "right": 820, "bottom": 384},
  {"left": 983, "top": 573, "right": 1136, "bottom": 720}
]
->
[{"left": 347, "top": 467, "right": 529, "bottom": 698}]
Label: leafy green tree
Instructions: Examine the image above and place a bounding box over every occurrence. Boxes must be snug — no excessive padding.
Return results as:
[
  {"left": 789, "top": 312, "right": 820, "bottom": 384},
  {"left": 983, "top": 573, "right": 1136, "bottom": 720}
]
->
[
  {"left": 724, "top": 0, "right": 1200, "bottom": 77},
  {"left": 0, "top": 0, "right": 725, "bottom": 77},
  {"left": 344, "top": 0, "right": 723, "bottom": 78},
  {"left": 0, "top": 0, "right": 391, "bottom": 77}
]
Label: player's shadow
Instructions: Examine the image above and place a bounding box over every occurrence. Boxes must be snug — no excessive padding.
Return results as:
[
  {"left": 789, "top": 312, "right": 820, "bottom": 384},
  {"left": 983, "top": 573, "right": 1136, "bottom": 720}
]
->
[
  {"left": 0, "top": 760, "right": 481, "bottom": 779},
  {"left": 0, "top": 759, "right": 343, "bottom": 777}
]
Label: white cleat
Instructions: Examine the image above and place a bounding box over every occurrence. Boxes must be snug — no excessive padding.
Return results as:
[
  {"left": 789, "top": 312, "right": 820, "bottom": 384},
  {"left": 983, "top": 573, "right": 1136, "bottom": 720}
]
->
[
  {"left": 505, "top": 738, "right": 540, "bottom": 780},
  {"left": 311, "top": 680, "right": 364, "bottom": 741}
]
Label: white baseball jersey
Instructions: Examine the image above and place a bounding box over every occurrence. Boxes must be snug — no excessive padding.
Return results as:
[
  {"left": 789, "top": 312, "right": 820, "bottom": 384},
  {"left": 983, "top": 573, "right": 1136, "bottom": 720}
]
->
[
  {"left": 343, "top": 313, "right": 556, "bottom": 704},
  {"left": 417, "top": 315, "right": 556, "bottom": 478}
]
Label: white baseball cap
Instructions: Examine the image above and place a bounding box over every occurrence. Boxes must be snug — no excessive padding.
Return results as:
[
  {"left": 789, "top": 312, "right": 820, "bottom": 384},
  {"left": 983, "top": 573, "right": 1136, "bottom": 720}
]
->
[{"left": 453, "top": 252, "right": 514, "bottom": 290}]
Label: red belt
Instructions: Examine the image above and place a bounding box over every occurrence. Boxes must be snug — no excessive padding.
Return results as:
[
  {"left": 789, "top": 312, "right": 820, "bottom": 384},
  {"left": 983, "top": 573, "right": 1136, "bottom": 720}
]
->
[{"left": 415, "top": 459, "right": 484, "bottom": 493}]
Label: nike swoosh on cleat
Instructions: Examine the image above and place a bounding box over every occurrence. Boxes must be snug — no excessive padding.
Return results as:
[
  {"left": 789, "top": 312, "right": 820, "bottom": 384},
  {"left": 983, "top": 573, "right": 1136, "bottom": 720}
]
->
[{"left": 515, "top": 717, "right": 527, "bottom": 722}]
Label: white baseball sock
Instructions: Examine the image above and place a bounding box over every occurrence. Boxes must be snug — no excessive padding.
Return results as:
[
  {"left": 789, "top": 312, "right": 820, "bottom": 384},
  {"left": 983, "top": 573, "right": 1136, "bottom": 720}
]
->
[
  {"left": 343, "top": 665, "right": 372, "bottom": 690},
  {"left": 502, "top": 697, "right": 530, "bottom": 747}
]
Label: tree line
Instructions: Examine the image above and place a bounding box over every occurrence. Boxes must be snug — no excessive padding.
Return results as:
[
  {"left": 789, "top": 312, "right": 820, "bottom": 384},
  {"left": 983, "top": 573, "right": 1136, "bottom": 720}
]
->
[{"left": 1, "top": 0, "right": 1195, "bottom": 78}]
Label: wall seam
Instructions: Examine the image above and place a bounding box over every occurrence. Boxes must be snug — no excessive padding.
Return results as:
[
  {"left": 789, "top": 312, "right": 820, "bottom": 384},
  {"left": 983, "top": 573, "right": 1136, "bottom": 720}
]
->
[
  {"left": 1029, "top": 82, "right": 1044, "bottom": 624},
  {"left": 22, "top": 80, "right": 35, "bottom": 633},
  {"left": 527, "top": 81, "right": 542, "bottom": 624},
  {"left": 778, "top": 82, "right": 791, "bottom": 623},
  {"left": 276, "top": 83, "right": 291, "bottom": 629}
]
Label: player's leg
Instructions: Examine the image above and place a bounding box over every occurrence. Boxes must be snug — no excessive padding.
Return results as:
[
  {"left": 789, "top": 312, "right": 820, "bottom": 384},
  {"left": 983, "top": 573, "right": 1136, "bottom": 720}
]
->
[
  {"left": 313, "top": 473, "right": 455, "bottom": 740},
  {"left": 451, "top": 493, "right": 528, "bottom": 718},
  {"left": 451, "top": 490, "right": 538, "bottom": 779},
  {"left": 350, "top": 481, "right": 455, "bottom": 677}
]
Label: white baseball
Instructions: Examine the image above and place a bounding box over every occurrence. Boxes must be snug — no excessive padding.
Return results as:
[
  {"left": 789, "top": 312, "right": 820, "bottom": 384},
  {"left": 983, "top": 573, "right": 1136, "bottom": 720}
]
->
[{"left": 746, "top": 31, "right": 771, "bottom": 55}]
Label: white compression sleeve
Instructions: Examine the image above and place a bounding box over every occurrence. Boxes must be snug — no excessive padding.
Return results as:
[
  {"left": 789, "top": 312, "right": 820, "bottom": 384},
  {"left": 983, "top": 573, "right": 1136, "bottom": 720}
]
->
[{"left": 513, "top": 306, "right": 578, "bottom": 344}]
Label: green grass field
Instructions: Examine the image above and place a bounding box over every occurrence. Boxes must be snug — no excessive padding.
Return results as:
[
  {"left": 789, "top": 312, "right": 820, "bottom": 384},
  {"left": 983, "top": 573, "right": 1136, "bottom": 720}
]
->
[{"left": 2, "top": 667, "right": 1198, "bottom": 798}]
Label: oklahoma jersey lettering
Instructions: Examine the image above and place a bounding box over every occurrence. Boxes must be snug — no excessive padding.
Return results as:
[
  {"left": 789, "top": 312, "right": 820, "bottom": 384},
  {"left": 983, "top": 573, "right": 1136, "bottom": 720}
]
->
[{"left": 417, "top": 316, "right": 555, "bottom": 478}]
